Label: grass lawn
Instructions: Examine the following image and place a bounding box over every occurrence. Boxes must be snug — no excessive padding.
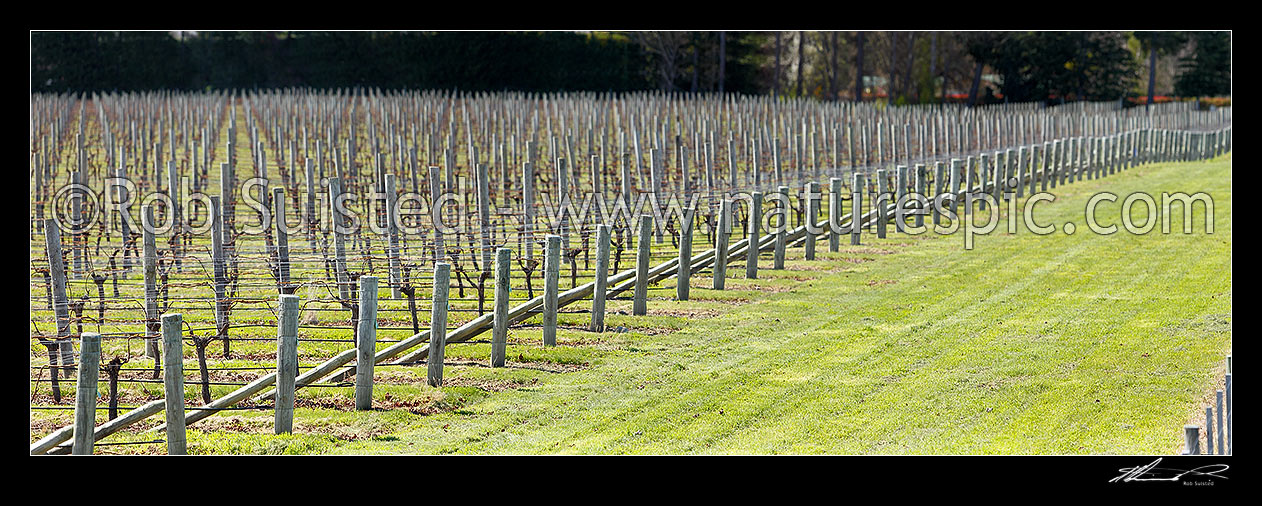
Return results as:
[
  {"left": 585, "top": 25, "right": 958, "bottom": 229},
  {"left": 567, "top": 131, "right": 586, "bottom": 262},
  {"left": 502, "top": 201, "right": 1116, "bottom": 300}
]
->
[{"left": 43, "top": 153, "right": 1230, "bottom": 454}]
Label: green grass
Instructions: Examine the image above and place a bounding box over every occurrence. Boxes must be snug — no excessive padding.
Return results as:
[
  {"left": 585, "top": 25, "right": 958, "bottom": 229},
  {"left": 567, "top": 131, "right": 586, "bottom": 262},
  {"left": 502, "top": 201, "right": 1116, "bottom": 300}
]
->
[
  {"left": 33, "top": 152, "right": 1231, "bottom": 455},
  {"left": 315, "top": 153, "right": 1228, "bottom": 454}
]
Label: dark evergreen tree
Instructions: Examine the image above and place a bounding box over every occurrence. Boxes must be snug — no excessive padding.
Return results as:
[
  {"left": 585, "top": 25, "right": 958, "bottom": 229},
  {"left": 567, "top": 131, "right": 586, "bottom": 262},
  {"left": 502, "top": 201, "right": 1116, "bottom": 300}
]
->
[
  {"left": 1175, "top": 31, "right": 1231, "bottom": 97},
  {"left": 965, "top": 31, "right": 1138, "bottom": 104}
]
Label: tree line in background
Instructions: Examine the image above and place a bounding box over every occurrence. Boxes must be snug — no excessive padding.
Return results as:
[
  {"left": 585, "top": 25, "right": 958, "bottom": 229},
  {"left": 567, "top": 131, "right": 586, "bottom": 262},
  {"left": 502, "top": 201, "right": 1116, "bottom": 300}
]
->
[{"left": 31, "top": 31, "right": 1230, "bottom": 105}]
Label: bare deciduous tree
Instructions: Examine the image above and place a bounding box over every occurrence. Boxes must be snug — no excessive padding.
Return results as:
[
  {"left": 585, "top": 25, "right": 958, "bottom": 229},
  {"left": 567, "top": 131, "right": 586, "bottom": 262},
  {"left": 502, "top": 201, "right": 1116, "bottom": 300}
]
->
[
  {"left": 774, "top": 32, "right": 783, "bottom": 99},
  {"left": 718, "top": 32, "right": 726, "bottom": 94},
  {"left": 795, "top": 31, "right": 806, "bottom": 97},
  {"left": 854, "top": 31, "right": 865, "bottom": 102},
  {"left": 629, "top": 31, "right": 692, "bottom": 91}
]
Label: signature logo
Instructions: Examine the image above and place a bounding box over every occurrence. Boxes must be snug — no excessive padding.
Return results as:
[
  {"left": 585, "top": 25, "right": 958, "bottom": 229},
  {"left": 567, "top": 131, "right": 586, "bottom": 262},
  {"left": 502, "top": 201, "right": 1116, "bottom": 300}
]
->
[{"left": 1110, "top": 458, "right": 1229, "bottom": 483}]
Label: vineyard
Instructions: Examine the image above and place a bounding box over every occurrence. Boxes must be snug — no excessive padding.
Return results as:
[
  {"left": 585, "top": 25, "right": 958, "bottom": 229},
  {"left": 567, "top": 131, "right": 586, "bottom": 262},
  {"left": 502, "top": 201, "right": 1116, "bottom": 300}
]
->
[{"left": 29, "top": 90, "right": 1231, "bottom": 454}]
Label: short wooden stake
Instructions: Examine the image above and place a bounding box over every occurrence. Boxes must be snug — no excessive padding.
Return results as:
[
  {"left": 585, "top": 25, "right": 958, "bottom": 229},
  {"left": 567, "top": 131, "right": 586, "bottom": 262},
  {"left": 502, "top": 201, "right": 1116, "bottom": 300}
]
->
[
  {"left": 1205, "top": 407, "right": 1215, "bottom": 455},
  {"left": 275, "top": 295, "right": 299, "bottom": 434},
  {"left": 914, "top": 164, "right": 927, "bottom": 229},
  {"left": 851, "top": 174, "right": 864, "bottom": 245},
  {"left": 876, "top": 169, "right": 888, "bottom": 238},
  {"left": 634, "top": 215, "right": 652, "bottom": 315},
  {"left": 677, "top": 207, "right": 695, "bottom": 300},
  {"left": 543, "top": 236, "right": 561, "bottom": 346},
  {"left": 590, "top": 225, "right": 611, "bottom": 332},
  {"left": 1225, "top": 372, "right": 1232, "bottom": 455},
  {"left": 71, "top": 333, "right": 101, "bottom": 455},
  {"left": 1216, "top": 390, "right": 1224, "bottom": 455},
  {"left": 1183, "top": 425, "right": 1200, "bottom": 455},
  {"left": 354, "top": 276, "right": 378, "bottom": 411},
  {"left": 747, "top": 192, "right": 762, "bottom": 278},
  {"left": 161, "top": 313, "right": 187, "bottom": 453},
  {"left": 429, "top": 262, "right": 452, "bottom": 384},
  {"left": 774, "top": 186, "right": 788, "bottom": 268},
  {"left": 805, "top": 182, "right": 819, "bottom": 260},
  {"left": 713, "top": 200, "right": 732, "bottom": 289},
  {"left": 827, "top": 180, "right": 840, "bottom": 252}
]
